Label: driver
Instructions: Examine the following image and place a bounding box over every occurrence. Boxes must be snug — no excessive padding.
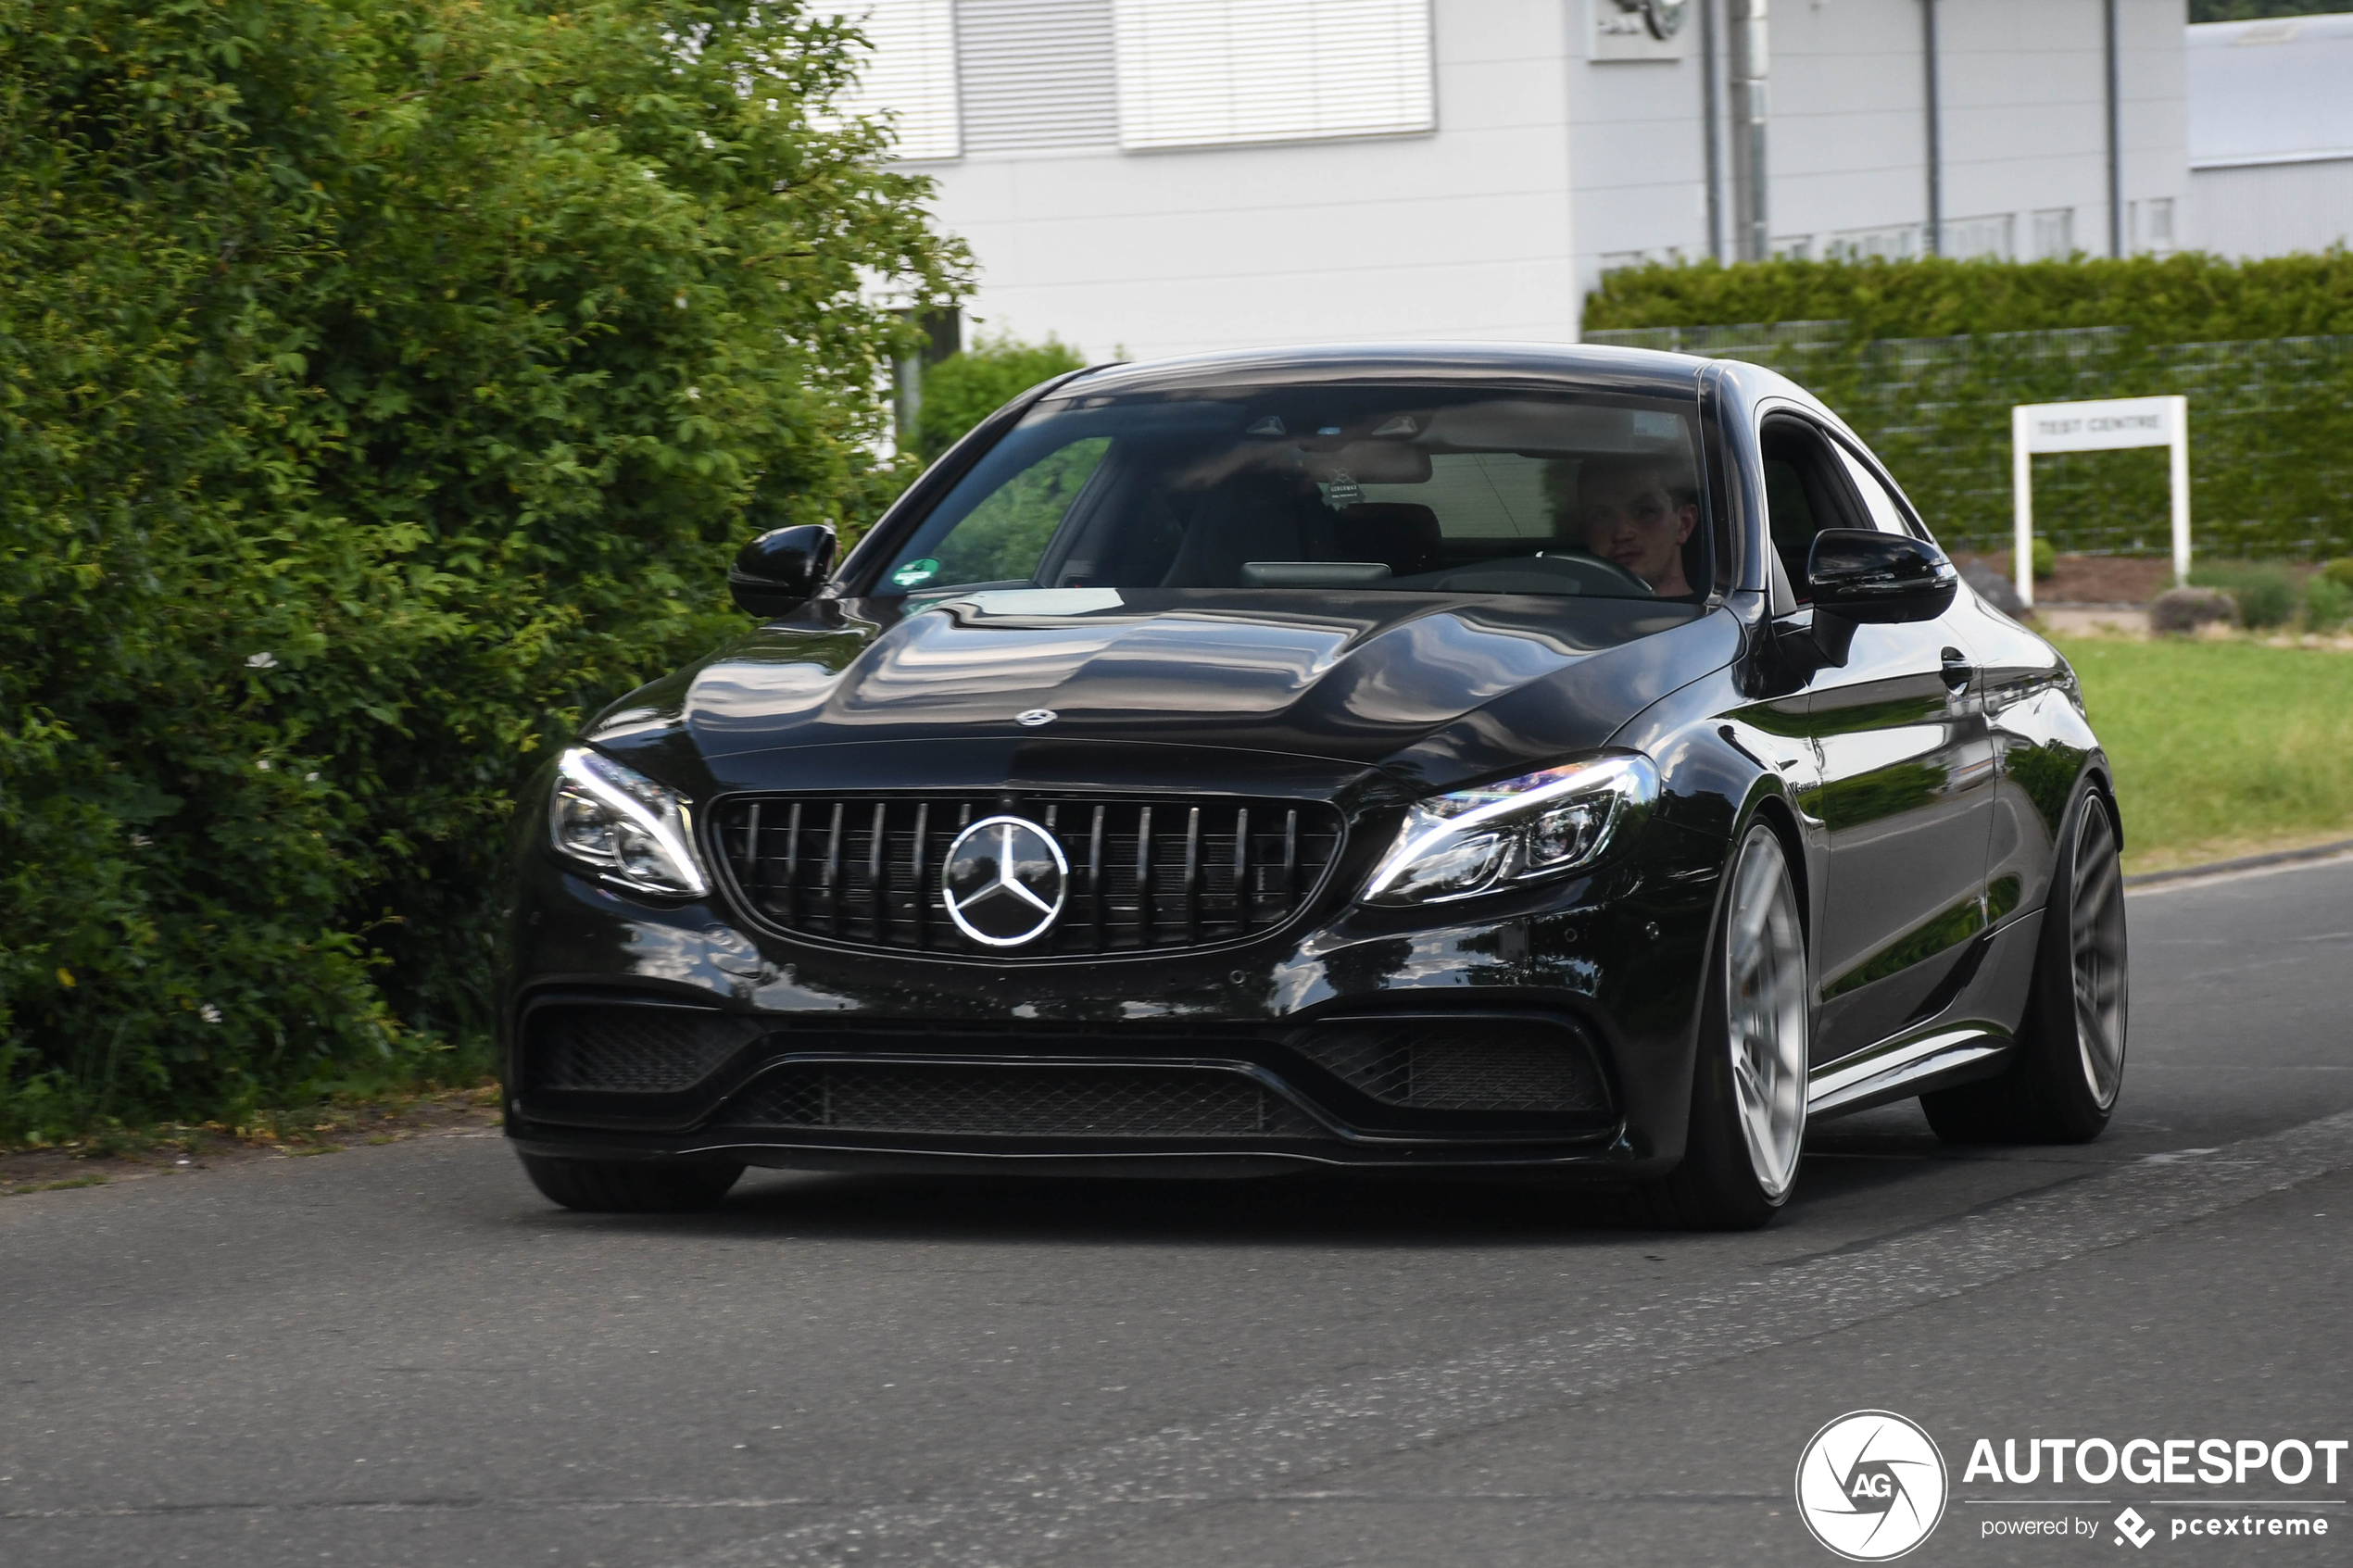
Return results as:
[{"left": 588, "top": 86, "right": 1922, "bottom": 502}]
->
[{"left": 1553, "top": 455, "right": 1700, "bottom": 597}]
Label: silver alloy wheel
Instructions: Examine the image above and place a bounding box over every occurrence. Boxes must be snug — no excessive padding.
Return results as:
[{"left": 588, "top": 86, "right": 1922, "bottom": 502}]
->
[
  {"left": 1725, "top": 827, "right": 1809, "bottom": 1199},
  {"left": 2069, "top": 797, "right": 2129, "bottom": 1110}
]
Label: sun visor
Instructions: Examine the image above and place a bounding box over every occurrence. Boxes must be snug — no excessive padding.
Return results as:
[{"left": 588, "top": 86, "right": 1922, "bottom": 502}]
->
[{"left": 1422, "top": 400, "right": 1691, "bottom": 457}]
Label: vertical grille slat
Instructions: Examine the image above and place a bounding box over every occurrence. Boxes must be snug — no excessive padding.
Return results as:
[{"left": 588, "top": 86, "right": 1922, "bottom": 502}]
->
[{"left": 717, "top": 793, "right": 1343, "bottom": 959}]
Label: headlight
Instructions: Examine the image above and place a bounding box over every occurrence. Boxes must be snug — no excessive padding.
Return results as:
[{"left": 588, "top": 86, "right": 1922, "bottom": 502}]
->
[
  {"left": 1363, "top": 755, "right": 1658, "bottom": 906},
  {"left": 547, "top": 747, "right": 711, "bottom": 897}
]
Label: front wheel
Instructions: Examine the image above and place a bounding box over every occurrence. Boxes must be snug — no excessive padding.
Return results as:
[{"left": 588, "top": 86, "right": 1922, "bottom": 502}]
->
[
  {"left": 1921, "top": 789, "right": 2128, "bottom": 1144},
  {"left": 519, "top": 1152, "right": 744, "bottom": 1213},
  {"left": 1641, "top": 822, "right": 1810, "bottom": 1230}
]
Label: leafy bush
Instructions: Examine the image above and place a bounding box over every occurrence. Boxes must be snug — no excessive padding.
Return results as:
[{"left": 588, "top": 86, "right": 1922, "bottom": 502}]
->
[
  {"left": 2305, "top": 576, "right": 2351, "bottom": 633},
  {"left": 0, "top": 0, "right": 967, "bottom": 1138},
  {"left": 1585, "top": 254, "right": 2353, "bottom": 345},
  {"left": 2324, "top": 559, "right": 2353, "bottom": 590},
  {"left": 913, "top": 334, "right": 1090, "bottom": 461},
  {"left": 2192, "top": 563, "right": 2299, "bottom": 630},
  {"left": 2032, "top": 538, "right": 2057, "bottom": 582}
]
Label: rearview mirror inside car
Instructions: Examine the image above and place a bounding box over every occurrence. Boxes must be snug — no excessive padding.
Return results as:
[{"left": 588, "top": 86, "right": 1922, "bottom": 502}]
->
[
  {"left": 1806, "top": 528, "right": 1957, "bottom": 625},
  {"left": 729, "top": 524, "right": 837, "bottom": 617}
]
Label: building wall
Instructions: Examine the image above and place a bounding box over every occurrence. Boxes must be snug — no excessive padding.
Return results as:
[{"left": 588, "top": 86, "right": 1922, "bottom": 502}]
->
[
  {"left": 907, "top": 0, "right": 2191, "bottom": 361},
  {"left": 916, "top": 0, "right": 1579, "bottom": 361},
  {"left": 2192, "top": 161, "right": 2353, "bottom": 259},
  {"left": 1761, "top": 0, "right": 2185, "bottom": 266}
]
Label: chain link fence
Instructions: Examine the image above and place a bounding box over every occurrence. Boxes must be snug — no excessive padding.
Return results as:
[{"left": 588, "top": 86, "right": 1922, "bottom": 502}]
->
[{"left": 1586, "top": 322, "right": 2353, "bottom": 560}]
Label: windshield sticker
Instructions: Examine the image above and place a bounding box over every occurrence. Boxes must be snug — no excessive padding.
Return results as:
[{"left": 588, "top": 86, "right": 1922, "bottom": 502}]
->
[
  {"left": 890, "top": 558, "right": 941, "bottom": 588},
  {"left": 1322, "top": 471, "right": 1363, "bottom": 510}
]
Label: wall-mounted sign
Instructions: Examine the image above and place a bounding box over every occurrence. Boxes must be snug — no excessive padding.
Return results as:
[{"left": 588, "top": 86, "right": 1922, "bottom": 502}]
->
[
  {"left": 1592, "top": 0, "right": 1690, "bottom": 62},
  {"left": 2010, "top": 395, "right": 2191, "bottom": 607}
]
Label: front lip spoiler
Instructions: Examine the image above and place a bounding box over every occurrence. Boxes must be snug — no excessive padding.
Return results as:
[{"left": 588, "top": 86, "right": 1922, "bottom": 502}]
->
[{"left": 507, "top": 1125, "right": 1639, "bottom": 1179}]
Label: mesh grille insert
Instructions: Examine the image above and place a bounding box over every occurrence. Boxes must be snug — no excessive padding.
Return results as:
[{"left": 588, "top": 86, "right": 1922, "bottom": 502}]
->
[
  {"left": 1292, "top": 1017, "right": 1609, "bottom": 1114},
  {"left": 731, "top": 1062, "right": 1317, "bottom": 1138},
  {"left": 712, "top": 794, "right": 1343, "bottom": 957},
  {"left": 527, "top": 1005, "right": 767, "bottom": 1095}
]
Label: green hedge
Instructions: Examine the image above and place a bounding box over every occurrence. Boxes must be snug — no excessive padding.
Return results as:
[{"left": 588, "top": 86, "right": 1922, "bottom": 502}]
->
[
  {"left": 1585, "top": 254, "right": 2353, "bottom": 345},
  {"left": 1585, "top": 257, "right": 2353, "bottom": 559},
  {"left": 0, "top": 0, "right": 967, "bottom": 1138}
]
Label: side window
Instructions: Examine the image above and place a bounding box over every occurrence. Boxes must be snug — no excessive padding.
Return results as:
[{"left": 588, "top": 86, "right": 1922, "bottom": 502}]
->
[
  {"left": 1758, "top": 416, "right": 1869, "bottom": 605},
  {"left": 1833, "top": 445, "right": 1917, "bottom": 537}
]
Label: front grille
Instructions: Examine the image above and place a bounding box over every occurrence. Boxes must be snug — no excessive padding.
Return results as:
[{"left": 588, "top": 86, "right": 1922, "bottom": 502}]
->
[
  {"left": 526, "top": 1004, "right": 769, "bottom": 1094},
  {"left": 1291, "top": 1016, "right": 1610, "bottom": 1114},
  {"left": 713, "top": 794, "right": 1344, "bottom": 957},
  {"left": 729, "top": 1061, "right": 1320, "bottom": 1138}
]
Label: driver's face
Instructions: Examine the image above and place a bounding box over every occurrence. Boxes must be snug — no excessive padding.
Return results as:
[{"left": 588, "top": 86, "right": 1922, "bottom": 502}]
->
[{"left": 1579, "top": 471, "right": 1697, "bottom": 592}]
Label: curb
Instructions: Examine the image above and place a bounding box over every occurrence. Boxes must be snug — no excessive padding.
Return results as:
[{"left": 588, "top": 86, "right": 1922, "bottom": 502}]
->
[{"left": 2124, "top": 838, "right": 2353, "bottom": 889}]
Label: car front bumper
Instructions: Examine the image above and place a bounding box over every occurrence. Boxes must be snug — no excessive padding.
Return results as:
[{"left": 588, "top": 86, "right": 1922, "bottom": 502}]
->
[{"left": 500, "top": 807, "right": 1728, "bottom": 1179}]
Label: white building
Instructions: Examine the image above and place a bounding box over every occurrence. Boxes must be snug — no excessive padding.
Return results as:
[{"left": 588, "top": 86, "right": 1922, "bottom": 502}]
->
[
  {"left": 837, "top": 1, "right": 2193, "bottom": 358},
  {"left": 2185, "top": 12, "right": 2353, "bottom": 260}
]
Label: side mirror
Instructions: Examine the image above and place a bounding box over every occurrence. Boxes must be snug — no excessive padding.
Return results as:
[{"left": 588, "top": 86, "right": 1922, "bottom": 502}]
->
[
  {"left": 1806, "top": 529, "right": 1957, "bottom": 625},
  {"left": 728, "top": 524, "right": 837, "bottom": 617}
]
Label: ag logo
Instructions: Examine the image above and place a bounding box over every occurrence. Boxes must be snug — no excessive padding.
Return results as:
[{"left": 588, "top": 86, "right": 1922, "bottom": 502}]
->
[
  {"left": 1794, "top": 1411, "right": 1948, "bottom": 1561},
  {"left": 941, "top": 816, "right": 1067, "bottom": 947}
]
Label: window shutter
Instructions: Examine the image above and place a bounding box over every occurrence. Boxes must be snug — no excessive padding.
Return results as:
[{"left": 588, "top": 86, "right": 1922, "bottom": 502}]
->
[
  {"left": 826, "top": 0, "right": 963, "bottom": 162},
  {"left": 959, "top": 0, "right": 1121, "bottom": 154},
  {"left": 1113, "top": 0, "right": 1435, "bottom": 152}
]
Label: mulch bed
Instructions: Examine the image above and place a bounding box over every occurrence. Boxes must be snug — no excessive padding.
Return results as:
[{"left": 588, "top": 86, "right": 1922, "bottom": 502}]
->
[{"left": 1958, "top": 553, "right": 2175, "bottom": 605}]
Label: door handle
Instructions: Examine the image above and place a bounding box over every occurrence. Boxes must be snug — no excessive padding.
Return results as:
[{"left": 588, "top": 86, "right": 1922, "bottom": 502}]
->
[{"left": 1939, "top": 647, "right": 1973, "bottom": 691}]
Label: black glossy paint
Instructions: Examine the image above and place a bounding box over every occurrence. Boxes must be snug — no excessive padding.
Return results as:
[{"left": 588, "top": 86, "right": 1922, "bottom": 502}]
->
[{"left": 501, "top": 344, "right": 2112, "bottom": 1183}]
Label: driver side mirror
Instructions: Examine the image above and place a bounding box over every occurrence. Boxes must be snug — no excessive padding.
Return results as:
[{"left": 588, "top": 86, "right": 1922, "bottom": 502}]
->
[
  {"left": 1806, "top": 529, "right": 1957, "bottom": 625},
  {"left": 728, "top": 524, "right": 837, "bottom": 617}
]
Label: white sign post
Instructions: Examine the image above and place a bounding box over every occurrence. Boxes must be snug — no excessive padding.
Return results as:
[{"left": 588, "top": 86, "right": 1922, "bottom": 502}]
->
[{"left": 2009, "top": 395, "right": 2190, "bottom": 608}]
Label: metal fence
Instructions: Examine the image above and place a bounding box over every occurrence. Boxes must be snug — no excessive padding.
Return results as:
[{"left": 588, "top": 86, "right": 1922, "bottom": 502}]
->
[{"left": 1586, "top": 321, "right": 2353, "bottom": 560}]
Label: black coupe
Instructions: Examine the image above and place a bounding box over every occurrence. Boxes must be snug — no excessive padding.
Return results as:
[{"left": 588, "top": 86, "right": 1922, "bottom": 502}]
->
[{"left": 501, "top": 344, "right": 2128, "bottom": 1228}]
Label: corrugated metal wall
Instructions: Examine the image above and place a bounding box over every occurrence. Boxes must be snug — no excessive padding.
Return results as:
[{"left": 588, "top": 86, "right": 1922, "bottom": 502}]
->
[{"left": 2191, "top": 161, "right": 2353, "bottom": 259}]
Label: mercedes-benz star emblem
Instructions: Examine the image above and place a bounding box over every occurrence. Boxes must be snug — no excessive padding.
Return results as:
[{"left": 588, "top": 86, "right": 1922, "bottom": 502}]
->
[
  {"left": 1015, "top": 709, "right": 1057, "bottom": 727},
  {"left": 941, "top": 816, "right": 1068, "bottom": 947}
]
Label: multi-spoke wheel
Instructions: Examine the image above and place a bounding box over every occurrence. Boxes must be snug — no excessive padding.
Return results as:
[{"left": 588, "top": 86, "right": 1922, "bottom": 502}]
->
[
  {"left": 1922, "top": 788, "right": 2129, "bottom": 1144},
  {"left": 1643, "top": 822, "right": 1810, "bottom": 1229}
]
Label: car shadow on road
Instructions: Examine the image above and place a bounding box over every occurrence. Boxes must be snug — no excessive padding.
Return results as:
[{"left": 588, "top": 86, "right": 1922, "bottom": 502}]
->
[{"left": 527, "top": 1102, "right": 2009, "bottom": 1248}]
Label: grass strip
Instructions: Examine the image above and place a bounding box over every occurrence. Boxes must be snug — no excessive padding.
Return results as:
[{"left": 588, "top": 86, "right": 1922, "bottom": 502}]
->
[{"left": 2057, "top": 636, "right": 2353, "bottom": 873}]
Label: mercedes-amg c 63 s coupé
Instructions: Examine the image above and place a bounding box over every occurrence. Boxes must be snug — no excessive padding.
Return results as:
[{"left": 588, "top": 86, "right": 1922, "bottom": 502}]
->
[{"left": 501, "top": 344, "right": 2129, "bottom": 1228}]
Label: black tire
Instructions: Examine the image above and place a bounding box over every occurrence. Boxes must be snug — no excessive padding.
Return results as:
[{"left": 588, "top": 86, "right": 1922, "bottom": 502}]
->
[
  {"left": 1641, "top": 822, "right": 1810, "bottom": 1231},
  {"left": 1921, "top": 789, "right": 2128, "bottom": 1145},
  {"left": 518, "top": 1152, "right": 745, "bottom": 1213}
]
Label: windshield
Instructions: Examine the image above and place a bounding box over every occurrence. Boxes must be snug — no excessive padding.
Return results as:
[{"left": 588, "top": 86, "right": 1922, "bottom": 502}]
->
[{"left": 875, "top": 383, "right": 1715, "bottom": 605}]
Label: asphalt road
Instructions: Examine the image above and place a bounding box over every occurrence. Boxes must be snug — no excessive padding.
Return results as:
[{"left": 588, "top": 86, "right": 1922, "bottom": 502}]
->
[{"left": 6, "top": 858, "right": 2351, "bottom": 1568}]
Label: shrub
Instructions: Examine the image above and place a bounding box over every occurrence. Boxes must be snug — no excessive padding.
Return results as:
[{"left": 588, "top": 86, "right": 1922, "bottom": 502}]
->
[
  {"left": 914, "top": 334, "right": 1090, "bottom": 461},
  {"left": 1584, "top": 253, "right": 2353, "bottom": 345},
  {"left": 2148, "top": 588, "right": 2237, "bottom": 635},
  {"left": 2032, "top": 539, "right": 2057, "bottom": 582},
  {"left": 2324, "top": 559, "right": 2353, "bottom": 590},
  {"left": 2192, "top": 563, "right": 2300, "bottom": 630},
  {"left": 2305, "top": 576, "right": 2351, "bottom": 633},
  {"left": 0, "top": 0, "right": 968, "bottom": 1138}
]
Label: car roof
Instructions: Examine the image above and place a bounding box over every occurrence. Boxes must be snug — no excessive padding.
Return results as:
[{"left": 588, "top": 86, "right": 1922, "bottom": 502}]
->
[{"left": 1048, "top": 341, "right": 1714, "bottom": 401}]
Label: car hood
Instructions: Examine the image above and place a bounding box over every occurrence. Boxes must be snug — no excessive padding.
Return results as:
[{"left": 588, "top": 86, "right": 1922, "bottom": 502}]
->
[{"left": 588, "top": 588, "right": 1742, "bottom": 796}]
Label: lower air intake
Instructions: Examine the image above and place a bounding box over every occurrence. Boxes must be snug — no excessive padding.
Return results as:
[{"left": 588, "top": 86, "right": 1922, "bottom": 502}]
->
[
  {"left": 731, "top": 1062, "right": 1318, "bottom": 1138},
  {"left": 527, "top": 1005, "right": 767, "bottom": 1095},
  {"left": 1292, "top": 1015, "right": 1610, "bottom": 1114}
]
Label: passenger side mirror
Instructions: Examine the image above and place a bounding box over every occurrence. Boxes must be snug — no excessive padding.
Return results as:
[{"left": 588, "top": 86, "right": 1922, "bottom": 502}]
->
[
  {"left": 1806, "top": 529, "right": 1957, "bottom": 625},
  {"left": 728, "top": 524, "right": 837, "bottom": 617}
]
